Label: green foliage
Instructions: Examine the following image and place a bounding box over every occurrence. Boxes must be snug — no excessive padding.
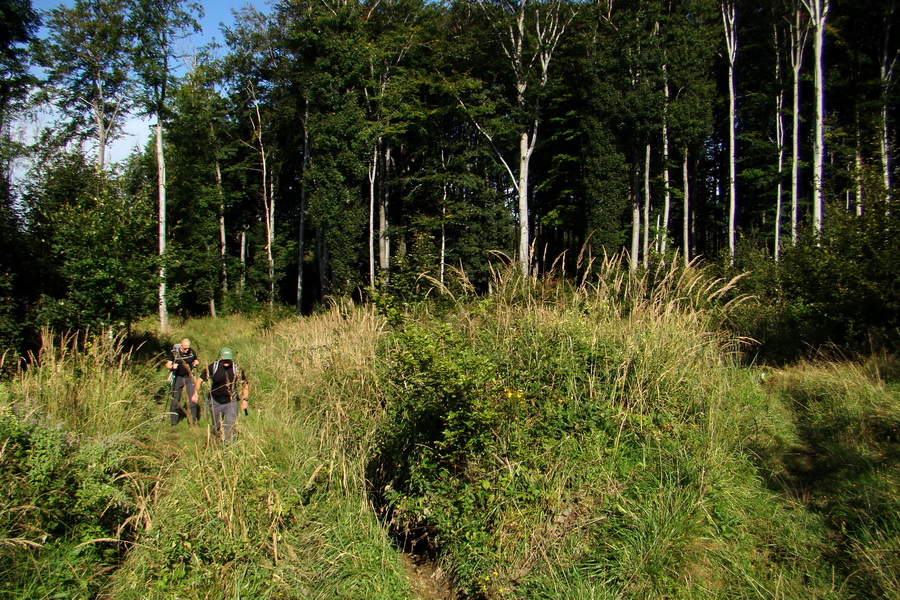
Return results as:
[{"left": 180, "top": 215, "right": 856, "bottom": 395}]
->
[
  {"left": 368, "top": 263, "right": 896, "bottom": 598},
  {"left": 0, "top": 403, "right": 149, "bottom": 599},
  {"left": 729, "top": 186, "right": 900, "bottom": 362},
  {"left": 23, "top": 150, "right": 156, "bottom": 331}
]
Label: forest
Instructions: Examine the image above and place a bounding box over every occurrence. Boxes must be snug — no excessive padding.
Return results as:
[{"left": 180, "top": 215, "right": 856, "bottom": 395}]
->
[
  {"left": 0, "top": 0, "right": 896, "bottom": 357},
  {"left": 1, "top": 0, "right": 899, "bottom": 598}
]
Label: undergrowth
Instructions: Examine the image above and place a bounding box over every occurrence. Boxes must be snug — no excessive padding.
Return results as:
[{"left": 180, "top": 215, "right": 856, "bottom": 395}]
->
[{"left": 2, "top": 259, "right": 897, "bottom": 599}]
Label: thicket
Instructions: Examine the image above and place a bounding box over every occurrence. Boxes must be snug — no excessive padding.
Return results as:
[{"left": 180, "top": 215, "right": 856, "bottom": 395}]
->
[{"left": 369, "top": 261, "right": 900, "bottom": 598}]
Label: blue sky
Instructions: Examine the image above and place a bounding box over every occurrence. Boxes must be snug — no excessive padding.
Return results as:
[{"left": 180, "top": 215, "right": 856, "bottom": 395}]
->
[
  {"left": 32, "top": 0, "right": 272, "bottom": 47},
  {"left": 29, "top": 0, "right": 272, "bottom": 162}
]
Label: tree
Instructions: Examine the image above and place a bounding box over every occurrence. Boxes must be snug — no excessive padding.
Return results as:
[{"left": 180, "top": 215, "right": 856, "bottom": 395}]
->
[
  {"left": 787, "top": 0, "right": 809, "bottom": 245},
  {"left": 130, "top": 0, "right": 201, "bottom": 332},
  {"left": 721, "top": 0, "right": 738, "bottom": 263},
  {"left": 23, "top": 150, "right": 155, "bottom": 330},
  {"left": 0, "top": 0, "right": 39, "bottom": 349},
  {"left": 800, "top": 0, "right": 828, "bottom": 236},
  {"left": 37, "top": 0, "right": 134, "bottom": 172},
  {"left": 468, "top": 0, "right": 572, "bottom": 274}
]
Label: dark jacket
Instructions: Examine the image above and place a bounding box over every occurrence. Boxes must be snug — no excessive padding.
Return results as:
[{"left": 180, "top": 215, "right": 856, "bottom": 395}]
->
[
  {"left": 200, "top": 360, "right": 247, "bottom": 404},
  {"left": 168, "top": 347, "right": 198, "bottom": 378}
]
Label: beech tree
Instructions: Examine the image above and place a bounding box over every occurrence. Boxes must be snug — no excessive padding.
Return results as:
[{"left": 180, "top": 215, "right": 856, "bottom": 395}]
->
[
  {"left": 38, "top": 0, "right": 134, "bottom": 172},
  {"left": 469, "top": 0, "right": 572, "bottom": 274},
  {"left": 130, "top": 0, "right": 201, "bottom": 332},
  {"left": 800, "top": 0, "right": 828, "bottom": 236}
]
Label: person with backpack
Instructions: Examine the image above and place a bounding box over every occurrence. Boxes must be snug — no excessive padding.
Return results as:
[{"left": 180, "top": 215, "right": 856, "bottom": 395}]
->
[
  {"left": 192, "top": 347, "right": 250, "bottom": 443},
  {"left": 166, "top": 338, "right": 199, "bottom": 425}
]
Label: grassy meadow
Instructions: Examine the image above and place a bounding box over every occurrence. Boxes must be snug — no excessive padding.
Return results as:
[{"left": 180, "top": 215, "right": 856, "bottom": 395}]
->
[{"left": 1, "top": 263, "right": 898, "bottom": 599}]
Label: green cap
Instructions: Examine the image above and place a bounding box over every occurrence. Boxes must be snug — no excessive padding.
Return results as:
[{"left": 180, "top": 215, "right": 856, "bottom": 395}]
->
[{"left": 220, "top": 347, "right": 233, "bottom": 360}]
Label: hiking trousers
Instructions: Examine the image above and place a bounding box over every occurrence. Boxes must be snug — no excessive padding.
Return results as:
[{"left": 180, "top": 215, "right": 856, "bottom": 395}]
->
[
  {"left": 209, "top": 400, "right": 238, "bottom": 443},
  {"left": 170, "top": 375, "right": 197, "bottom": 425}
]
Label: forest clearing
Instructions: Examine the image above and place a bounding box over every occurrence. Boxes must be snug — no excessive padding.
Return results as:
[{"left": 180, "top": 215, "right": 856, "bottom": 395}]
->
[
  {"left": 1, "top": 263, "right": 898, "bottom": 599},
  {"left": 2, "top": 0, "right": 899, "bottom": 597}
]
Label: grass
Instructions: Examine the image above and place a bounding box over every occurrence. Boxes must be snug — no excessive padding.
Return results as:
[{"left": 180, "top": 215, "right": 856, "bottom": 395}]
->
[{"left": 1, "top": 260, "right": 897, "bottom": 599}]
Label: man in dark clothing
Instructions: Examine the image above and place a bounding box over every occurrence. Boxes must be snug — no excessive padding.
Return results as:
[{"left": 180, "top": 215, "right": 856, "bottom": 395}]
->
[
  {"left": 192, "top": 347, "right": 249, "bottom": 443},
  {"left": 166, "top": 338, "right": 199, "bottom": 425}
]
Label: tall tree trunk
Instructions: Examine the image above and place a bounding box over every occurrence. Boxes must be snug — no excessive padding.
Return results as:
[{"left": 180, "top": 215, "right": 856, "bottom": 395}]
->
[
  {"left": 368, "top": 142, "right": 377, "bottom": 289},
  {"left": 682, "top": 148, "right": 690, "bottom": 266},
  {"left": 881, "top": 1, "right": 896, "bottom": 194},
  {"left": 722, "top": 0, "right": 738, "bottom": 264},
  {"left": 474, "top": 0, "right": 568, "bottom": 276},
  {"left": 240, "top": 229, "right": 247, "bottom": 293},
  {"left": 156, "top": 119, "right": 169, "bottom": 333},
  {"left": 215, "top": 159, "right": 227, "bottom": 300},
  {"left": 518, "top": 129, "right": 535, "bottom": 274},
  {"left": 661, "top": 65, "right": 671, "bottom": 257},
  {"left": 379, "top": 144, "right": 391, "bottom": 272},
  {"left": 790, "top": 5, "right": 808, "bottom": 245},
  {"left": 802, "top": 0, "right": 829, "bottom": 236},
  {"left": 630, "top": 158, "right": 641, "bottom": 270},
  {"left": 642, "top": 142, "right": 651, "bottom": 268},
  {"left": 775, "top": 22, "right": 785, "bottom": 261},
  {"left": 856, "top": 107, "right": 865, "bottom": 215},
  {"left": 297, "top": 100, "right": 309, "bottom": 314},
  {"left": 440, "top": 195, "right": 447, "bottom": 287}
]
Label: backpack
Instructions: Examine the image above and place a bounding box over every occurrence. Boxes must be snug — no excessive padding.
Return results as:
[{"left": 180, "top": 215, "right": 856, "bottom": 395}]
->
[{"left": 208, "top": 360, "right": 243, "bottom": 403}]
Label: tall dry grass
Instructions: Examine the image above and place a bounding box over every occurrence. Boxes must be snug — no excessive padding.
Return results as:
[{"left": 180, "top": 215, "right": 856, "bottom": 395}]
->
[{"left": 10, "top": 328, "right": 160, "bottom": 437}]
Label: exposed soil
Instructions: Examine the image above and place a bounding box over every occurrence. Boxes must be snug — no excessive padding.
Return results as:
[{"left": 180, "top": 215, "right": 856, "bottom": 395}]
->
[{"left": 399, "top": 551, "right": 457, "bottom": 600}]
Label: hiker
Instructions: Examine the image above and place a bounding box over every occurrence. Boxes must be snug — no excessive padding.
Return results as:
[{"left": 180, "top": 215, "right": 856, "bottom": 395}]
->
[
  {"left": 192, "top": 347, "right": 250, "bottom": 443},
  {"left": 166, "top": 338, "right": 199, "bottom": 425}
]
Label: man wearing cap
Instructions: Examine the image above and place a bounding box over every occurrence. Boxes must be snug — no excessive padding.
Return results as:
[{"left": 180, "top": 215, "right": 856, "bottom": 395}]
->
[{"left": 192, "top": 347, "right": 250, "bottom": 443}]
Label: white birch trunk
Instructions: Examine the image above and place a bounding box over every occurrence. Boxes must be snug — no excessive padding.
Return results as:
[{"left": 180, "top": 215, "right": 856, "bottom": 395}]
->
[
  {"left": 802, "top": 0, "right": 829, "bottom": 236},
  {"left": 682, "top": 149, "right": 690, "bottom": 266},
  {"left": 722, "top": 0, "right": 738, "bottom": 264},
  {"left": 156, "top": 119, "right": 169, "bottom": 333}
]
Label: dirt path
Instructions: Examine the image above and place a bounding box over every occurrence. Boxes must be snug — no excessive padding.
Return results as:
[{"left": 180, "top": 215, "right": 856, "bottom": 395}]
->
[{"left": 399, "top": 552, "right": 456, "bottom": 600}]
